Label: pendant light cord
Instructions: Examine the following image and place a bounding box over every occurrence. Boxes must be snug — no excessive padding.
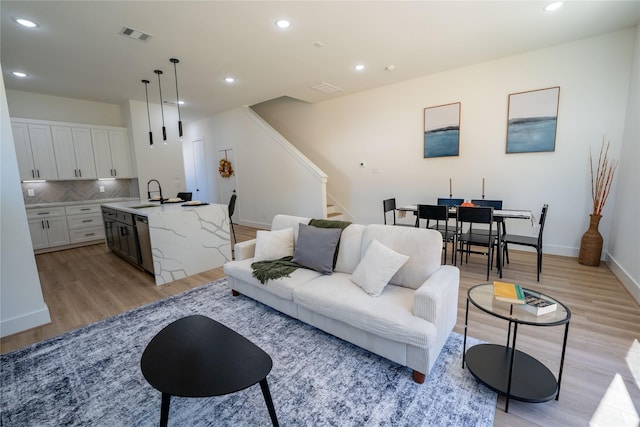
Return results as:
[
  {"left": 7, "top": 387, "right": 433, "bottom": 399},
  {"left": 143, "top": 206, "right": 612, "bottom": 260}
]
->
[{"left": 170, "top": 58, "right": 183, "bottom": 138}]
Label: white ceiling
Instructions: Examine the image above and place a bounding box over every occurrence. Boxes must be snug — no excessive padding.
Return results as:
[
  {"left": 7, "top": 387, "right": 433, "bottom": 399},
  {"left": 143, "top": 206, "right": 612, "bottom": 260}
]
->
[{"left": 2, "top": 1, "right": 640, "bottom": 123}]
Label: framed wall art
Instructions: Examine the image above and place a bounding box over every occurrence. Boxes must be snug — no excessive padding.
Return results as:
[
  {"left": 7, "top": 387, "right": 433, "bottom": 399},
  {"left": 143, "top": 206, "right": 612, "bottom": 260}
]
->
[
  {"left": 424, "top": 102, "right": 460, "bottom": 158},
  {"left": 506, "top": 86, "right": 560, "bottom": 154}
]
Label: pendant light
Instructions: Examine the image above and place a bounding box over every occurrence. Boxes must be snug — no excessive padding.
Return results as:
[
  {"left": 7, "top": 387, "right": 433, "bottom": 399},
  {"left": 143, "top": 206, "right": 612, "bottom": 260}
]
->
[
  {"left": 170, "top": 58, "right": 183, "bottom": 140},
  {"left": 141, "top": 79, "right": 153, "bottom": 147},
  {"left": 154, "top": 69, "right": 167, "bottom": 142}
]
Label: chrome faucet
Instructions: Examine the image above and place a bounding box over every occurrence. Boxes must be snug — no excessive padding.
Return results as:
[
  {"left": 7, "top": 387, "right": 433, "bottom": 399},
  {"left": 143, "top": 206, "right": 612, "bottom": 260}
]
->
[{"left": 147, "top": 179, "right": 164, "bottom": 204}]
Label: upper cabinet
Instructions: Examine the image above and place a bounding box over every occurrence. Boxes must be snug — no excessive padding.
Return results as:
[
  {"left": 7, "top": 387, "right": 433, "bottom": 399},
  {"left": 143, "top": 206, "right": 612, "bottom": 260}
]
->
[
  {"left": 92, "top": 129, "right": 132, "bottom": 178},
  {"left": 51, "top": 126, "right": 97, "bottom": 180},
  {"left": 12, "top": 123, "right": 59, "bottom": 180},
  {"left": 11, "top": 119, "right": 133, "bottom": 181}
]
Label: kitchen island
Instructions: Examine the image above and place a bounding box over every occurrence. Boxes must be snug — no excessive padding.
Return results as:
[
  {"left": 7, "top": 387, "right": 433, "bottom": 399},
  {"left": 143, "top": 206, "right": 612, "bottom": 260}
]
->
[{"left": 101, "top": 200, "right": 232, "bottom": 286}]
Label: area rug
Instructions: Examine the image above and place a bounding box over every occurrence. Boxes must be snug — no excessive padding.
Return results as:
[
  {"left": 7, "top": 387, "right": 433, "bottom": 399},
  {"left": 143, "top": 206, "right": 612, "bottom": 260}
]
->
[{"left": 1, "top": 278, "right": 496, "bottom": 426}]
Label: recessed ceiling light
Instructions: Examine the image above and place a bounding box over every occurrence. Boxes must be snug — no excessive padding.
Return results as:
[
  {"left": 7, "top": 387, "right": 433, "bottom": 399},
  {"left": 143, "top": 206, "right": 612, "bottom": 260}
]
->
[
  {"left": 224, "top": 77, "right": 236, "bottom": 83},
  {"left": 12, "top": 71, "right": 28, "bottom": 78},
  {"left": 13, "top": 17, "right": 38, "bottom": 28},
  {"left": 544, "top": 2, "right": 563, "bottom": 11},
  {"left": 354, "top": 64, "right": 365, "bottom": 72},
  {"left": 275, "top": 19, "right": 291, "bottom": 29}
]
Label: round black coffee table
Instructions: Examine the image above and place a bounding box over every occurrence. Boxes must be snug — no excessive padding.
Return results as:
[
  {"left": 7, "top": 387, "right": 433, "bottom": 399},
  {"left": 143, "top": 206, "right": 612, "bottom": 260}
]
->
[
  {"left": 462, "top": 284, "right": 571, "bottom": 413},
  {"left": 141, "top": 314, "right": 279, "bottom": 426}
]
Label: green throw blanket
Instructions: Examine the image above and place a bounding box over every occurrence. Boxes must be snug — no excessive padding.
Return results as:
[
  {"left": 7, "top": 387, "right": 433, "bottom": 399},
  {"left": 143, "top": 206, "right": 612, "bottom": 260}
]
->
[{"left": 251, "top": 218, "right": 351, "bottom": 284}]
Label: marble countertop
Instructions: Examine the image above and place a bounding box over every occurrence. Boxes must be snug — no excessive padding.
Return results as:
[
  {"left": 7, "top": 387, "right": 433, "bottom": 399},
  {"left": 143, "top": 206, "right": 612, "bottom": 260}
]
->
[{"left": 101, "top": 199, "right": 209, "bottom": 217}]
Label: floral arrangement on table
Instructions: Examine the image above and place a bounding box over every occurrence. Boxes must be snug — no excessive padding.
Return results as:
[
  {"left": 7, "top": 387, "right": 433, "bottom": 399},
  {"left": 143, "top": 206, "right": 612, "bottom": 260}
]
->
[
  {"left": 590, "top": 138, "right": 617, "bottom": 216},
  {"left": 219, "top": 158, "right": 234, "bottom": 178}
]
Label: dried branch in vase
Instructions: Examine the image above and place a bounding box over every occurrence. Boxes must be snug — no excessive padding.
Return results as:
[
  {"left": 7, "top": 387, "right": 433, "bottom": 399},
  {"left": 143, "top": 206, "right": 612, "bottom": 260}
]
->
[{"left": 590, "top": 137, "right": 617, "bottom": 216}]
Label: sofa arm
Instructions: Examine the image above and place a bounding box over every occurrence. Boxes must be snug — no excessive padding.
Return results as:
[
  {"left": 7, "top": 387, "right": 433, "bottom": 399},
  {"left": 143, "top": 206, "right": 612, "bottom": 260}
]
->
[
  {"left": 234, "top": 239, "right": 256, "bottom": 261},
  {"left": 413, "top": 266, "right": 460, "bottom": 330}
]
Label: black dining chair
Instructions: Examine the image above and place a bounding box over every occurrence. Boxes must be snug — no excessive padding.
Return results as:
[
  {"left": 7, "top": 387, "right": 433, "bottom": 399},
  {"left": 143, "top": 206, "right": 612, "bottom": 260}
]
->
[
  {"left": 417, "top": 204, "right": 455, "bottom": 264},
  {"left": 471, "top": 199, "right": 507, "bottom": 264},
  {"left": 455, "top": 206, "right": 494, "bottom": 280},
  {"left": 437, "top": 197, "right": 464, "bottom": 207},
  {"left": 501, "top": 204, "right": 549, "bottom": 281},
  {"left": 383, "top": 198, "right": 415, "bottom": 227},
  {"left": 228, "top": 193, "right": 237, "bottom": 246},
  {"left": 176, "top": 192, "right": 192, "bottom": 201}
]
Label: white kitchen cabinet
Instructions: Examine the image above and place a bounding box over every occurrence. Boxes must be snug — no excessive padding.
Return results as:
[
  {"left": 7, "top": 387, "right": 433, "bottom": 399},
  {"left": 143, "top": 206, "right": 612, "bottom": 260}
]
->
[
  {"left": 51, "top": 126, "right": 97, "bottom": 180},
  {"left": 65, "top": 204, "right": 104, "bottom": 244},
  {"left": 11, "top": 123, "right": 58, "bottom": 180},
  {"left": 92, "top": 129, "right": 132, "bottom": 178},
  {"left": 26, "top": 207, "right": 70, "bottom": 250}
]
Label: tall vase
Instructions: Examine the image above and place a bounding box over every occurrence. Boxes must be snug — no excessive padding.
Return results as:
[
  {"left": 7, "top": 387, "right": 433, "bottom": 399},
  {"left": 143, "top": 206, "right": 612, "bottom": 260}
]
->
[{"left": 578, "top": 214, "right": 603, "bottom": 266}]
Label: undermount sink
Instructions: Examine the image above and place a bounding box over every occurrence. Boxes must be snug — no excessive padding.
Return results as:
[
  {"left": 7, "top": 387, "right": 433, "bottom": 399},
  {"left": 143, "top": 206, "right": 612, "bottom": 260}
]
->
[{"left": 131, "top": 204, "right": 160, "bottom": 209}]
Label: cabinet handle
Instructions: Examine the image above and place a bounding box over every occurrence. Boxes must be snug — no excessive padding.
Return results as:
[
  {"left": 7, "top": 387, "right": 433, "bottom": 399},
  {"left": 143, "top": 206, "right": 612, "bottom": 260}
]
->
[
  {"left": 32, "top": 170, "right": 35, "bottom": 178},
  {"left": 82, "top": 219, "right": 93, "bottom": 223},
  {"left": 113, "top": 168, "right": 117, "bottom": 176},
  {"left": 41, "top": 220, "right": 45, "bottom": 229},
  {"left": 46, "top": 220, "right": 50, "bottom": 228},
  {"left": 110, "top": 168, "right": 114, "bottom": 176},
  {"left": 78, "top": 169, "right": 82, "bottom": 177},
  {"left": 85, "top": 232, "right": 96, "bottom": 237},
  {"left": 36, "top": 169, "right": 40, "bottom": 178},
  {"left": 74, "top": 169, "right": 77, "bottom": 177},
  {"left": 38, "top": 212, "right": 50, "bottom": 215},
  {"left": 81, "top": 208, "right": 91, "bottom": 211}
]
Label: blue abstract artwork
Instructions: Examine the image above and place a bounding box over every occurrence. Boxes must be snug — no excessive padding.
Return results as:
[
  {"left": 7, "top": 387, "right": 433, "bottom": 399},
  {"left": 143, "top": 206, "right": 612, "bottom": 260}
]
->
[
  {"left": 507, "top": 87, "right": 560, "bottom": 153},
  {"left": 424, "top": 102, "right": 460, "bottom": 158}
]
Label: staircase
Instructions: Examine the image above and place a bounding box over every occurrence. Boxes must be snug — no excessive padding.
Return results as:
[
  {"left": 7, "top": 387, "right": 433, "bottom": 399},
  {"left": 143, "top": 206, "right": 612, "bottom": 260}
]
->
[{"left": 327, "top": 204, "right": 344, "bottom": 221}]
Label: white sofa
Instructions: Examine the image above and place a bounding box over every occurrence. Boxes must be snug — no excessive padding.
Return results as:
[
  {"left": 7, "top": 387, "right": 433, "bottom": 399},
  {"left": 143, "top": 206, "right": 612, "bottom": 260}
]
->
[{"left": 223, "top": 214, "right": 460, "bottom": 383}]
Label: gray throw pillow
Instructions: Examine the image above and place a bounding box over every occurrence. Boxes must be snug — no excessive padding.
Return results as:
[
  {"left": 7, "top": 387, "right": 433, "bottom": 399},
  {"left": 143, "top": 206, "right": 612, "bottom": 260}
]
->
[{"left": 292, "top": 223, "right": 342, "bottom": 274}]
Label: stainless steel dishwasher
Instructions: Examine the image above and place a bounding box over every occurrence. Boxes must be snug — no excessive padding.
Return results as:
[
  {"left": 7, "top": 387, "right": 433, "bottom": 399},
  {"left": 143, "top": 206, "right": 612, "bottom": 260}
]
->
[{"left": 134, "top": 215, "right": 154, "bottom": 274}]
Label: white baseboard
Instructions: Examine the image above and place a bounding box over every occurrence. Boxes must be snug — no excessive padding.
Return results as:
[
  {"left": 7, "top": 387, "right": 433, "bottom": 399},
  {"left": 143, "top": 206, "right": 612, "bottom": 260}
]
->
[
  {"left": 0, "top": 305, "right": 51, "bottom": 338},
  {"left": 605, "top": 252, "right": 640, "bottom": 306}
]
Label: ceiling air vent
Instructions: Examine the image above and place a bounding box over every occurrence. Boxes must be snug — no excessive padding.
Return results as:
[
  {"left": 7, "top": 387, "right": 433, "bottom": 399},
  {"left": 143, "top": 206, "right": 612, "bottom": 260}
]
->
[
  {"left": 309, "top": 82, "right": 343, "bottom": 94},
  {"left": 119, "top": 26, "right": 152, "bottom": 42}
]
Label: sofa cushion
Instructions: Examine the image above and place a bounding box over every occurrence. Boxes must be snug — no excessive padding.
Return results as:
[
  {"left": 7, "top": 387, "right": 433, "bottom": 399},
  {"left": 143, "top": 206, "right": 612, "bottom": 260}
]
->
[
  {"left": 253, "top": 227, "right": 294, "bottom": 261},
  {"left": 271, "top": 214, "right": 311, "bottom": 243},
  {"left": 362, "top": 225, "right": 443, "bottom": 290},
  {"left": 351, "top": 239, "right": 409, "bottom": 297},
  {"left": 293, "top": 273, "right": 437, "bottom": 348},
  {"left": 223, "top": 258, "right": 322, "bottom": 301},
  {"left": 334, "top": 224, "right": 365, "bottom": 274},
  {"left": 291, "top": 223, "right": 342, "bottom": 274}
]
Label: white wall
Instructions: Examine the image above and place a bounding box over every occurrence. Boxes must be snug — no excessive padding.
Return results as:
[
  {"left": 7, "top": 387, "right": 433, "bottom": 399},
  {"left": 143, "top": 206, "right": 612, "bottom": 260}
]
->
[
  {"left": 1, "top": 68, "right": 51, "bottom": 337},
  {"left": 252, "top": 28, "right": 636, "bottom": 260},
  {"left": 6, "top": 90, "right": 125, "bottom": 127},
  {"left": 125, "top": 99, "right": 186, "bottom": 199},
  {"left": 608, "top": 26, "right": 640, "bottom": 302},
  {"left": 186, "top": 107, "right": 327, "bottom": 228}
]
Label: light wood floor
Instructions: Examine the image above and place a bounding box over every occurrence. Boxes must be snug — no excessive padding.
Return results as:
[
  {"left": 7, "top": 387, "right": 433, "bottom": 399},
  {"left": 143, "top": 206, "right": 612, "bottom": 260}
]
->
[{"left": 2, "top": 224, "right": 639, "bottom": 427}]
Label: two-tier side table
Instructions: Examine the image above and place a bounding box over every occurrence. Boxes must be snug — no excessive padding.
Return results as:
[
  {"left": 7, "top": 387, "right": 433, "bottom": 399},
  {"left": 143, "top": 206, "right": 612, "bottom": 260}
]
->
[{"left": 463, "top": 284, "right": 571, "bottom": 412}]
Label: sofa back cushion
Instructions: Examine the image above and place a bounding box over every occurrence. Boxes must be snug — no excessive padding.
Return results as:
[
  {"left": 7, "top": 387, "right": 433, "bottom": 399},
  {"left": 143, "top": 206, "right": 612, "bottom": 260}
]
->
[
  {"left": 271, "top": 214, "right": 312, "bottom": 243},
  {"left": 334, "top": 224, "right": 366, "bottom": 274},
  {"left": 362, "top": 224, "right": 442, "bottom": 290}
]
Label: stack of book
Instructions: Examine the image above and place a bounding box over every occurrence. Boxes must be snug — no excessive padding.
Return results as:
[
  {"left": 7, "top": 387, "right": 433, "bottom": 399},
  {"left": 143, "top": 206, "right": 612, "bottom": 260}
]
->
[
  {"left": 518, "top": 290, "right": 558, "bottom": 316},
  {"left": 492, "top": 281, "right": 525, "bottom": 304},
  {"left": 492, "top": 281, "right": 558, "bottom": 315}
]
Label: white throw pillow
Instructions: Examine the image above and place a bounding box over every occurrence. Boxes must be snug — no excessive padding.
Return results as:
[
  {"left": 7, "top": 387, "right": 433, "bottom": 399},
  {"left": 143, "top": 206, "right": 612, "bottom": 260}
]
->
[
  {"left": 350, "top": 239, "right": 410, "bottom": 297},
  {"left": 253, "top": 227, "right": 294, "bottom": 261}
]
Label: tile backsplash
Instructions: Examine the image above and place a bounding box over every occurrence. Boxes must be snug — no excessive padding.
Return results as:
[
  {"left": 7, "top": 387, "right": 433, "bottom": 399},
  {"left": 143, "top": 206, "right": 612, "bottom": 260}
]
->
[{"left": 22, "top": 179, "right": 140, "bottom": 205}]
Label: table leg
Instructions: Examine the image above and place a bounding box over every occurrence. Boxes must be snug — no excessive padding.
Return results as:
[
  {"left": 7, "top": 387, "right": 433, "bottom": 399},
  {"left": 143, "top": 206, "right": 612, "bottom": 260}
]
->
[
  {"left": 160, "top": 393, "right": 171, "bottom": 427},
  {"left": 463, "top": 297, "right": 470, "bottom": 369},
  {"left": 260, "top": 378, "right": 279, "bottom": 427}
]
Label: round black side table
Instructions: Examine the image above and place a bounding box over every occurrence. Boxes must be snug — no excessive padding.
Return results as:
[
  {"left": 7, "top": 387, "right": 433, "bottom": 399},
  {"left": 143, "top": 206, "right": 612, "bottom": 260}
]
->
[{"left": 462, "top": 284, "right": 571, "bottom": 412}]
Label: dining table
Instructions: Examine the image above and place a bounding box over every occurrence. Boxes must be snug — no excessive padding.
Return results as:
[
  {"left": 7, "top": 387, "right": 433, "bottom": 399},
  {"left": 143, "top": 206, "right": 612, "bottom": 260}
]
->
[{"left": 397, "top": 204, "right": 534, "bottom": 277}]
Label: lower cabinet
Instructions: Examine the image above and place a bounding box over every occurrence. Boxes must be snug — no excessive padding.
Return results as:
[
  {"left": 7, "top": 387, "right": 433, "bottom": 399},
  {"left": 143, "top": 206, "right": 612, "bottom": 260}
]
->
[
  {"left": 27, "top": 208, "right": 70, "bottom": 250},
  {"left": 26, "top": 203, "right": 105, "bottom": 253},
  {"left": 65, "top": 204, "right": 104, "bottom": 244}
]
